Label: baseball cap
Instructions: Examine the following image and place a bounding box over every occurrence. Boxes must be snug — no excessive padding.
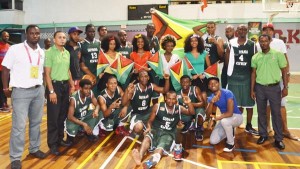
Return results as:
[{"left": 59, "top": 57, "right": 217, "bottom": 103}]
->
[
  {"left": 68, "top": 27, "right": 83, "bottom": 34},
  {"left": 262, "top": 23, "right": 274, "bottom": 31}
]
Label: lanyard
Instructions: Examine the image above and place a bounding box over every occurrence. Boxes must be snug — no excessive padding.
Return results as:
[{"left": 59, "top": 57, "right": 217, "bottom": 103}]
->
[{"left": 24, "top": 43, "right": 41, "bottom": 65}]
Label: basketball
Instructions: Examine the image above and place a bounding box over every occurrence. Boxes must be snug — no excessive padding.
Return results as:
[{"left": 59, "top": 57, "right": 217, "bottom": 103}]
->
[{"left": 82, "top": 74, "right": 95, "bottom": 84}]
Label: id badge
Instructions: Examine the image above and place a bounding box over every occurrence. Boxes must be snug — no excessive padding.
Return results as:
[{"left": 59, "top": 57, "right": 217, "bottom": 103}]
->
[{"left": 30, "top": 66, "right": 39, "bottom": 79}]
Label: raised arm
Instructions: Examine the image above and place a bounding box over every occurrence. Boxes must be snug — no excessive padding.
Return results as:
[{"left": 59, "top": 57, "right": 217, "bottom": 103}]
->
[
  {"left": 192, "top": 23, "right": 207, "bottom": 37},
  {"left": 153, "top": 73, "right": 170, "bottom": 94},
  {"left": 122, "top": 80, "right": 135, "bottom": 106},
  {"left": 180, "top": 96, "right": 195, "bottom": 115},
  {"left": 150, "top": 8, "right": 168, "bottom": 39}
]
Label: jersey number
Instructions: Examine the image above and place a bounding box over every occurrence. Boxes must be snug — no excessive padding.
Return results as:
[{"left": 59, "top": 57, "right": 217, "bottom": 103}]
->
[
  {"left": 91, "top": 52, "right": 98, "bottom": 59},
  {"left": 239, "top": 55, "right": 244, "bottom": 61},
  {"left": 164, "top": 121, "right": 171, "bottom": 130},
  {"left": 142, "top": 100, "right": 146, "bottom": 106},
  {"left": 81, "top": 110, "right": 87, "bottom": 117}
]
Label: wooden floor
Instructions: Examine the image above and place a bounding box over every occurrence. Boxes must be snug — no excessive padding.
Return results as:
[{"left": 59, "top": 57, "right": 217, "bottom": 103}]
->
[{"left": 1, "top": 111, "right": 300, "bottom": 169}]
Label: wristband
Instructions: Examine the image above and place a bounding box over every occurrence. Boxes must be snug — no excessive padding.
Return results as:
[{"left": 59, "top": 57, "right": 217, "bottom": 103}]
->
[{"left": 3, "top": 88, "right": 9, "bottom": 91}]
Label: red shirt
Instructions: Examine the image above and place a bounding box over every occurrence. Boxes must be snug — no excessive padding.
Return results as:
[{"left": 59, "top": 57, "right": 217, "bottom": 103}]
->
[
  {"left": 130, "top": 51, "right": 151, "bottom": 71},
  {"left": 0, "top": 41, "right": 10, "bottom": 71}
]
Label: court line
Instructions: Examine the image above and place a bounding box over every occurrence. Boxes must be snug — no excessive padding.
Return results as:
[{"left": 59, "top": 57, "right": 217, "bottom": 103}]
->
[
  {"left": 0, "top": 113, "right": 11, "bottom": 119},
  {"left": 99, "top": 136, "right": 129, "bottom": 169},
  {"left": 0, "top": 115, "right": 11, "bottom": 122},
  {"left": 287, "top": 96, "right": 300, "bottom": 99},
  {"left": 127, "top": 136, "right": 216, "bottom": 169},
  {"left": 192, "top": 145, "right": 214, "bottom": 149},
  {"left": 218, "top": 160, "right": 300, "bottom": 167},
  {"left": 278, "top": 151, "right": 300, "bottom": 156},
  {"left": 76, "top": 132, "right": 114, "bottom": 169},
  {"left": 114, "top": 136, "right": 138, "bottom": 169},
  {"left": 193, "top": 144, "right": 257, "bottom": 153},
  {"left": 253, "top": 163, "right": 261, "bottom": 169}
]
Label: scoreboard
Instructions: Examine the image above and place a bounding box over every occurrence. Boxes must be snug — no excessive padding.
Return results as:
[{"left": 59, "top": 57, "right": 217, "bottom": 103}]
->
[{"left": 128, "top": 4, "right": 168, "bottom": 20}]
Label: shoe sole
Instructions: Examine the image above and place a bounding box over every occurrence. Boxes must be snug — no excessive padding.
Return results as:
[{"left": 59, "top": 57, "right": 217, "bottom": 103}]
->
[{"left": 245, "top": 130, "right": 259, "bottom": 136}]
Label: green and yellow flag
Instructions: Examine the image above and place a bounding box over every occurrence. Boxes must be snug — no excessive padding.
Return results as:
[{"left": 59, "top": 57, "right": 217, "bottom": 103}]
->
[
  {"left": 110, "top": 56, "right": 134, "bottom": 85},
  {"left": 152, "top": 10, "right": 207, "bottom": 52}
]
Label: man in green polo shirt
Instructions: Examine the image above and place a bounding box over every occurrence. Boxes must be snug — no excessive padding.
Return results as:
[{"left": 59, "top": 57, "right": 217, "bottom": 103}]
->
[
  {"left": 251, "top": 34, "right": 287, "bottom": 150},
  {"left": 44, "top": 31, "right": 75, "bottom": 155}
]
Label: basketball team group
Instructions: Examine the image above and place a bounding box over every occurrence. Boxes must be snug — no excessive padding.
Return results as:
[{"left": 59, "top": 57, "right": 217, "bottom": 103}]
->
[{"left": 1, "top": 11, "right": 298, "bottom": 169}]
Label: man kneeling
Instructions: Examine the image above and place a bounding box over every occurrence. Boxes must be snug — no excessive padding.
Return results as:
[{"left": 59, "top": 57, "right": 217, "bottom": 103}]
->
[
  {"left": 132, "top": 91, "right": 195, "bottom": 168},
  {"left": 65, "top": 79, "right": 100, "bottom": 143},
  {"left": 206, "top": 77, "right": 243, "bottom": 152}
]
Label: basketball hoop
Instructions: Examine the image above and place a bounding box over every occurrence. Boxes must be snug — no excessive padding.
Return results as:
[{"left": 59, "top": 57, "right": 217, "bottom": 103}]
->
[{"left": 286, "top": 0, "right": 294, "bottom": 8}]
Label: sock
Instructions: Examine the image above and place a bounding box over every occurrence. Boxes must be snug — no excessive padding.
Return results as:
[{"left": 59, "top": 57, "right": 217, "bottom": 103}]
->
[{"left": 152, "top": 153, "right": 161, "bottom": 164}]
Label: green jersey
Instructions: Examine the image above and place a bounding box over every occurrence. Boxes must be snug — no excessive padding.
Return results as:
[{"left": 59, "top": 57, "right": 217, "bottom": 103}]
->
[
  {"left": 118, "top": 42, "right": 132, "bottom": 58},
  {"left": 228, "top": 39, "right": 255, "bottom": 82},
  {"left": 177, "top": 86, "right": 199, "bottom": 108},
  {"left": 152, "top": 102, "right": 181, "bottom": 133},
  {"left": 80, "top": 39, "right": 101, "bottom": 76},
  {"left": 99, "top": 87, "right": 121, "bottom": 114},
  {"left": 70, "top": 90, "right": 94, "bottom": 119},
  {"left": 131, "top": 83, "right": 154, "bottom": 114}
]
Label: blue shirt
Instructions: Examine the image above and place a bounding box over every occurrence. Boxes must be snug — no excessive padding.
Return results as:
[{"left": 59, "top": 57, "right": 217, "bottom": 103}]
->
[{"left": 208, "top": 89, "right": 241, "bottom": 114}]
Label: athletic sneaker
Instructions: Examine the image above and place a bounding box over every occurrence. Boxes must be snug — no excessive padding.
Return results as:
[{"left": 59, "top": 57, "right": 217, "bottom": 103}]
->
[
  {"left": 173, "top": 144, "right": 183, "bottom": 161},
  {"left": 115, "top": 126, "right": 129, "bottom": 136},
  {"left": 86, "top": 134, "right": 99, "bottom": 142},
  {"left": 245, "top": 124, "right": 259, "bottom": 136},
  {"left": 181, "top": 122, "right": 192, "bottom": 134},
  {"left": 143, "top": 156, "right": 157, "bottom": 169},
  {"left": 223, "top": 143, "right": 235, "bottom": 152},
  {"left": 195, "top": 128, "right": 203, "bottom": 141}
]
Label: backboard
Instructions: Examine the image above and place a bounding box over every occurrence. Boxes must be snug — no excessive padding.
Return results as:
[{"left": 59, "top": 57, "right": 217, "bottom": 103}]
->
[{"left": 262, "top": 0, "right": 300, "bottom": 13}]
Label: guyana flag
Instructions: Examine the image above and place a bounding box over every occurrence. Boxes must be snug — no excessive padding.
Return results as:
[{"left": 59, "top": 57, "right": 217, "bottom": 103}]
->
[
  {"left": 110, "top": 55, "right": 134, "bottom": 84},
  {"left": 151, "top": 10, "right": 207, "bottom": 54},
  {"left": 147, "top": 52, "right": 164, "bottom": 79},
  {"left": 97, "top": 49, "right": 110, "bottom": 76},
  {"left": 204, "top": 62, "right": 218, "bottom": 78},
  {"left": 169, "top": 59, "right": 192, "bottom": 91}
]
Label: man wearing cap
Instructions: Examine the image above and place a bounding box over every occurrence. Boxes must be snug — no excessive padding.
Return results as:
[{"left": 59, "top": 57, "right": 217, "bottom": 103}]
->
[
  {"left": 206, "top": 77, "right": 243, "bottom": 152},
  {"left": 251, "top": 34, "right": 287, "bottom": 149},
  {"left": 66, "top": 27, "right": 83, "bottom": 90},
  {"left": 257, "top": 23, "right": 298, "bottom": 141}
]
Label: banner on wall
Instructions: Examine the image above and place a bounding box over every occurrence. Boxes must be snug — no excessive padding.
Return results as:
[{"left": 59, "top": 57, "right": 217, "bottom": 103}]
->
[{"left": 248, "top": 22, "right": 262, "bottom": 43}]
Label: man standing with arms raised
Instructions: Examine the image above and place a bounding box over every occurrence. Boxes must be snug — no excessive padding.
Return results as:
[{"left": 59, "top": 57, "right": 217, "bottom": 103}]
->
[
  {"left": 2, "top": 25, "right": 46, "bottom": 169},
  {"left": 193, "top": 21, "right": 224, "bottom": 67}
]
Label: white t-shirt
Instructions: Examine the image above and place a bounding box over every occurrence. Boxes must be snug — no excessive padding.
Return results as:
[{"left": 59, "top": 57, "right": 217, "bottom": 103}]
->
[
  {"left": 256, "top": 38, "right": 287, "bottom": 54},
  {"left": 2, "top": 41, "right": 45, "bottom": 88},
  {"left": 160, "top": 53, "right": 180, "bottom": 75}
]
